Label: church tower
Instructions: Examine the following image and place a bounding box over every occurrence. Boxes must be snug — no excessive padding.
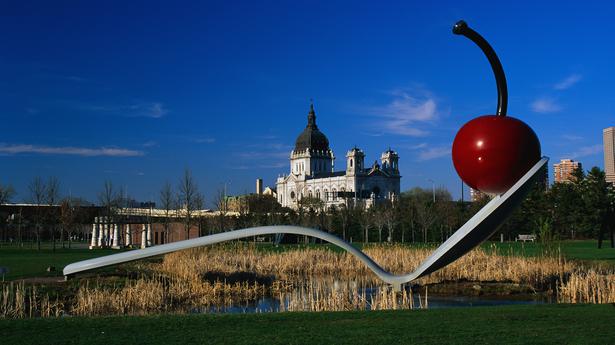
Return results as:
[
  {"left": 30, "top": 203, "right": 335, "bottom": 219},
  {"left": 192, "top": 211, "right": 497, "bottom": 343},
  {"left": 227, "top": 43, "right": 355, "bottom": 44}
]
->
[
  {"left": 380, "top": 148, "right": 399, "bottom": 175},
  {"left": 290, "top": 102, "right": 334, "bottom": 177},
  {"left": 346, "top": 147, "right": 365, "bottom": 176}
]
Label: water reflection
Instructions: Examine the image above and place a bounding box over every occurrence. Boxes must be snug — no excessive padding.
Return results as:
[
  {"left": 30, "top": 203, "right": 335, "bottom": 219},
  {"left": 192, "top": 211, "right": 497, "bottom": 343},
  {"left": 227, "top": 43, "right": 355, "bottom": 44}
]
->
[{"left": 190, "top": 278, "right": 550, "bottom": 314}]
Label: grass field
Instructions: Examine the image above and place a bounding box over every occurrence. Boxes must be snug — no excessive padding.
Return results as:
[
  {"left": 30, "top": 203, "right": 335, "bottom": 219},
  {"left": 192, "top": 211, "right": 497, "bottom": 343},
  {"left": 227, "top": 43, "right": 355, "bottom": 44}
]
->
[
  {"left": 1, "top": 239, "right": 614, "bottom": 280},
  {"left": 484, "top": 240, "right": 615, "bottom": 264},
  {"left": 1, "top": 304, "right": 614, "bottom": 345},
  {"left": 0, "top": 244, "right": 118, "bottom": 280}
]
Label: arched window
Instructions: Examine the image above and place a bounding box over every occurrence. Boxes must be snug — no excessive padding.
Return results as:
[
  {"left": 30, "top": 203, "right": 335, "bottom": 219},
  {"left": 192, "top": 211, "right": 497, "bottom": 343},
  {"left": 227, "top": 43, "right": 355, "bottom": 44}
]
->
[
  {"left": 350, "top": 159, "right": 353, "bottom": 168},
  {"left": 332, "top": 188, "right": 337, "bottom": 201},
  {"left": 290, "top": 191, "right": 295, "bottom": 200},
  {"left": 324, "top": 188, "right": 329, "bottom": 201},
  {"left": 316, "top": 189, "right": 321, "bottom": 199}
]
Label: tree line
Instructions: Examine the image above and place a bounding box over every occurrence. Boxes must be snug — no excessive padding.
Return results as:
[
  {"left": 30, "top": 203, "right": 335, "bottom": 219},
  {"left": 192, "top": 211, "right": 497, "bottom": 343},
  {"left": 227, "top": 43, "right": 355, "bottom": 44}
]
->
[{"left": 1, "top": 165, "right": 613, "bottom": 249}]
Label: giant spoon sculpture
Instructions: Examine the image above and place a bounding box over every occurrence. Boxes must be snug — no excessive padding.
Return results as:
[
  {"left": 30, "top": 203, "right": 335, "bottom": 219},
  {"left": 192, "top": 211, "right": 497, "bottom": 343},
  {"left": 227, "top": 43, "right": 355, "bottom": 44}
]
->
[{"left": 64, "top": 21, "right": 547, "bottom": 290}]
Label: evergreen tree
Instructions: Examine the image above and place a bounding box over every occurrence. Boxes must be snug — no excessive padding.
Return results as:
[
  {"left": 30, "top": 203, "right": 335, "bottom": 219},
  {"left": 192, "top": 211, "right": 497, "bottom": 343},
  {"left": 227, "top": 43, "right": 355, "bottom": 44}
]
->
[{"left": 584, "top": 167, "right": 611, "bottom": 241}]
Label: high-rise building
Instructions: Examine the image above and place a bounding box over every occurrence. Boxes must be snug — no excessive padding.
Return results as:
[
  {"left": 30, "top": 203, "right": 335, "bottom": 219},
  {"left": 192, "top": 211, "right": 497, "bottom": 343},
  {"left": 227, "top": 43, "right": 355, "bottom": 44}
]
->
[
  {"left": 553, "top": 159, "right": 582, "bottom": 183},
  {"left": 470, "top": 188, "right": 487, "bottom": 202},
  {"left": 604, "top": 127, "right": 615, "bottom": 185}
]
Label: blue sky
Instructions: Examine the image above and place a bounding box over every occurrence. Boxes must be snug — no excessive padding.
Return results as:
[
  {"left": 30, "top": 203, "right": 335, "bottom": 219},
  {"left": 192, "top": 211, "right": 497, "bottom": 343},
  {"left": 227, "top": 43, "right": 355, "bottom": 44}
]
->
[{"left": 1, "top": 1, "right": 613, "bottom": 205}]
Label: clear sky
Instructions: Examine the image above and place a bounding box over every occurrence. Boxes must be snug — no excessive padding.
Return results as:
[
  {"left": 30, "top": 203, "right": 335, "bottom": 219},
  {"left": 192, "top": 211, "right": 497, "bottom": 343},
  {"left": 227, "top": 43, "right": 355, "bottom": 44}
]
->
[{"left": 1, "top": 1, "right": 613, "bottom": 205}]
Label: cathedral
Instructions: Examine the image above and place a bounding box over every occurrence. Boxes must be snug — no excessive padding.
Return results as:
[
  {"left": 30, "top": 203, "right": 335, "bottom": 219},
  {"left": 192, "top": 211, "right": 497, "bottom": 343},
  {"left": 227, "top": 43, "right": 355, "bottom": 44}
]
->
[{"left": 276, "top": 103, "right": 401, "bottom": 209}]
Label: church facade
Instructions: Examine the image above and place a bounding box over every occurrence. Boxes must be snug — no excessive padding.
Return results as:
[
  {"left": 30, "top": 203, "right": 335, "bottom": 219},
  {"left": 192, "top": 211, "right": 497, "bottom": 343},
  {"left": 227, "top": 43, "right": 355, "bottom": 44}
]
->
[{"left": 276, "top": 104, "right": 401, "bottom": 209}]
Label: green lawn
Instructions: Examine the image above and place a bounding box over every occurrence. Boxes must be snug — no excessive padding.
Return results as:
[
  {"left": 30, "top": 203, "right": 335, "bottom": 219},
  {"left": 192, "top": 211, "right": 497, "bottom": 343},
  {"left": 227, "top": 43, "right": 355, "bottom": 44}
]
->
[
  {"left": 0, "top": 244, "right": 119, "bottom": 280},
  {"left": 2, "top": 239, "right": 614, "bottom": 281},
  {"left": 256, "top": 239, "right": 615, "bottom": 263},
  {"left": 483, "top": 240, "right": 615, "bottom": 264},
  {"left": 1, "top": 304, "right": 614, "bottom": 345}
]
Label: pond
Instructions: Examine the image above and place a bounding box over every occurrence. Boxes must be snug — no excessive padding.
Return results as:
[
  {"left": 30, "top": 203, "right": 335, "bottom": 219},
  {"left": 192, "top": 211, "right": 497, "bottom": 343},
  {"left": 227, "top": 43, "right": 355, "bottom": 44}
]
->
[{"left": 190, "top": 282, "right": 552, "bottom": 314}]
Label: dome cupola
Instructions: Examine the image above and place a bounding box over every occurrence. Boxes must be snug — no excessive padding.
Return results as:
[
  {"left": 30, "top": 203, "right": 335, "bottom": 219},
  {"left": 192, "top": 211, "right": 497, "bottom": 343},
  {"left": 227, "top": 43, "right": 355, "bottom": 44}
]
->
[{"left": 294, "top": 102, "right": 330, "bottom": 152}]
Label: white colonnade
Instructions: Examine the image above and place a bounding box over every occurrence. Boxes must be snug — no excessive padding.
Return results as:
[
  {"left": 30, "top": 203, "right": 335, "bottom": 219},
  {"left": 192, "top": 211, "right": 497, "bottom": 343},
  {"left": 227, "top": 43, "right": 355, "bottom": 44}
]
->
[{"left": 89, "top": 216, "right": 151, "bottom": 250}]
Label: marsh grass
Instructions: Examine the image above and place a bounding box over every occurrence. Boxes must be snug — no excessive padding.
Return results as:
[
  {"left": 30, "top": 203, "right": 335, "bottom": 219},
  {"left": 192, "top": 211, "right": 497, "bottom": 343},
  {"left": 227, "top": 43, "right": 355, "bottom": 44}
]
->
[
  {"left": 157, "top": 243, "right": 575, "bottom": 288},
  {"left": 558, "top": 271, "right": 615, "bottom": 303},
  {"left": 1, "top": 282, "right": 64, "bottom": 318},
  {"left": 2, "top": 243, "right": 614, "bottom": 318},
  {"left": 66, "top": 244, "right": 579, "bottom": 316}
]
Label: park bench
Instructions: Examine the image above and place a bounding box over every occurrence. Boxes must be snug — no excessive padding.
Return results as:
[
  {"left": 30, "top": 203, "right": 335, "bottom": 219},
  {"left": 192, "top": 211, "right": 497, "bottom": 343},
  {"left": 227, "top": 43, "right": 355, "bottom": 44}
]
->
[{"left": 516, "top": 234, "right": 536, "bottom": 242}]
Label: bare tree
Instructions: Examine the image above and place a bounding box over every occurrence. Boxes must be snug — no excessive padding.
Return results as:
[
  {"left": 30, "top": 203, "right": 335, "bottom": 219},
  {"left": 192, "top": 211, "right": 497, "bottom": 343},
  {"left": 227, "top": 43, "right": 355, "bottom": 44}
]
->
[
  {"left": 0, "top": 182, "right": 15, "bottom": 205},
  {"left": 99, "top": 181, "right": 119, "bottom": 215},
  {"left": 338, "top": 203, "right": 353, "bottom": 241},
  {"left": 98, "top": 181, "right": 120, "bottom": 247},
  {"left": 60, "top": 199, "right": 75, "bottom": 249},
  {"left": 415, "top": 201, "right": 437, "bottom": 243},
  {"left": 213, "top": 188, "right": 228, "bottom": 233},
  {"left": 160, "top": 182, "right": 175, "bottom": 243},
  {"left": 383, "top": 203, "right": 397, "bottom": 243},
  {"left": 46, "top": 177, "right": 60, "bottom": 250},
  {"left": 10, "top": 208, "right": 25, "bottom": 246},
  {"left": 194, "top": 191, "right": 205, "bottom": 236},
  {"left": 372, "top": 205, "right": 387, "bottom": 243},
  {"left": 29, "top": 177, "right": 46, "bottom": 250},
  {"left": 357, "top": 203, "right": 373, "bottom": 244},
  {"left": 178, "top": 169, "right": 198, "bottom": 240},
  {"left": 0, "top": 182, "right": 16, "bottom": 244}
]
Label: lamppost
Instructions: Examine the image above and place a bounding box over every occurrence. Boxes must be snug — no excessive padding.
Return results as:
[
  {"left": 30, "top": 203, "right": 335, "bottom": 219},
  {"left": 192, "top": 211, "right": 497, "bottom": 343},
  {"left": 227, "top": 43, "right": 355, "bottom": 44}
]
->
[
  {"left": 222, "top": 180, "right": 231, "bottom": 214},
  {"left": 223, "top": 180, "right": 232, "bottom": 199},
  {"left": 427, "top": 179, "right": 435, "bottom": 203}
]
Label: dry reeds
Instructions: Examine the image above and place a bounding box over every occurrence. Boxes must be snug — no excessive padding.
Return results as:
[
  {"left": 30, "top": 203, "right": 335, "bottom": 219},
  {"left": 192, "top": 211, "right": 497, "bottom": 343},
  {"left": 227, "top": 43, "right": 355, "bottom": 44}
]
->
[
  {"left": 4, "top": 243, "right": 615, "bottom": 319},
  {"left": 1, "top": 282, "right": 64, "bottom": 318},
  {"left": 71, "top": 274, "right": 269, "bottom": 316},
  {"left": 281, "top": 278, "right": 420, "bottom": 312},
  {"left": 157, "top": 244, "right": 574, "bottom": 289},
  {"left": 558, "top": 270, "right": 615, "bottom": 303}
]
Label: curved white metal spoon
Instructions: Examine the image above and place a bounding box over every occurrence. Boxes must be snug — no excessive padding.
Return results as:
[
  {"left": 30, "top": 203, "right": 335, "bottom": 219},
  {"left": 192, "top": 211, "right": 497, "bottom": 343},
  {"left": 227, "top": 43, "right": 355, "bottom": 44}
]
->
[{"left": 64, "top": 157, "right": 548, "bottom": 289}]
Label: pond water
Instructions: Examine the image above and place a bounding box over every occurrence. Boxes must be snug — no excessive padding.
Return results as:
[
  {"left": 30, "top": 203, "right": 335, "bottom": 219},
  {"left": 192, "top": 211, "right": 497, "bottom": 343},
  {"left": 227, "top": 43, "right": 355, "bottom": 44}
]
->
[{"left": 190, "top": 286, "right": 552, "bottom": 314}]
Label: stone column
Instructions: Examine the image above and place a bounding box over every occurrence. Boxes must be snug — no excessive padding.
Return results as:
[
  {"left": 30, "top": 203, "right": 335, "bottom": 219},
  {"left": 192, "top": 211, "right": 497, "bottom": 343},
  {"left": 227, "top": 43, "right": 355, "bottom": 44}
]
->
[
  {"left": 105, "top": 218, "right": 111, "bottom": 247},
  {"left": 106, "top": 218, "right": 111, "bottom": 247},
  {"left": 146, "top": 223, "right": 152, "bottom": 247},
  {"left": 89, "top": 217, "right": 99, "bottom": 249},
  {"left": 97, "top": 217, "right": 104, "bottom": 247},
  {"left": 103, "top": 218, "right": 110, "bottom": 247},
  {"left": 125, "top": 224, "right": 132, "bottom": 247},
  {"left": 141, "top": 224, "right": 147, "bottom": 249},
  {"left": 112, "top": 224, "right": 120, "bottom": 249},
  {"left": 108, "top": 221, "right": 113, "bottom": 245}
]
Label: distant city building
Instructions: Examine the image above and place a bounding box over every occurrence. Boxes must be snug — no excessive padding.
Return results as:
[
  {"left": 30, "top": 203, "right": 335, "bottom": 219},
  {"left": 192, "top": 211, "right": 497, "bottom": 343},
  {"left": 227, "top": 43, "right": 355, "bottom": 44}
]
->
[
  {"left": 256, "top": 178, "right": 263, "bottom": 195},
  {"left": 276, "top": 103, "right": 400, "bottom": 209},
  {"left": 262, "top": 186, "right": 276, "bottom": 197},
  {"left": 553, "top": 159, "right": 582, "bottom": 183},
  {"left": 470, "top": 188, "right": 487, "bottom": 202},
  {"left": 225, "top": 179, "right": 278, "bottom": 213},
  {"left": 604, "top": 127, "right": 615, "bottom": 185}
]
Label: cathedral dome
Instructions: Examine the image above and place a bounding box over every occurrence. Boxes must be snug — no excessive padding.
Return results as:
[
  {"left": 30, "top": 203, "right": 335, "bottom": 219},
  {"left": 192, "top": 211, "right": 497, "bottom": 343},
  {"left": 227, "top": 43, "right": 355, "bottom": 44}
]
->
[{"left": 294, "top": 103, "right": 330, "bottom": 152}]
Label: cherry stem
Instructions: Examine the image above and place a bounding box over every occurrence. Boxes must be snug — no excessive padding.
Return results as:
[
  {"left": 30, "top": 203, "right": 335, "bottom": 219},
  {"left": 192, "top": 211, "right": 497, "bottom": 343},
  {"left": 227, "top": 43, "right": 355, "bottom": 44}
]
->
[{"left": 453, "top": 20, "right": 508, "bottom": 117}]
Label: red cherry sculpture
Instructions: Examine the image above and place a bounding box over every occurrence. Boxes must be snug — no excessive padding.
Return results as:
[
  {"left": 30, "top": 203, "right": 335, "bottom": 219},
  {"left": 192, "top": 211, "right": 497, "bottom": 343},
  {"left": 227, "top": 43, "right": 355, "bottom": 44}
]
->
[{"left": 451, "top": 21, "right": 541, "bottom": 194}]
